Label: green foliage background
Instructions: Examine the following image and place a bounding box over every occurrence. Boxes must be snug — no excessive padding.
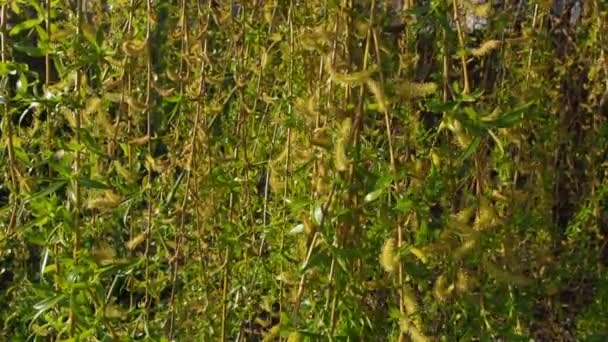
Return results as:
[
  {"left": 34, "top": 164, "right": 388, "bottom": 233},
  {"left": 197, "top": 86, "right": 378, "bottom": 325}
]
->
[{"left": 1, "top": 0, "right": 607, "bottom": 340}]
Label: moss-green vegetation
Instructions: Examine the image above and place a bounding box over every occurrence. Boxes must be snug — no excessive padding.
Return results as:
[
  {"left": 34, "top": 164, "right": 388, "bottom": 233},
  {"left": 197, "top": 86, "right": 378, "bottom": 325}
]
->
[{"left": 1, "top": 0, "right": 607, "bottom": 340}]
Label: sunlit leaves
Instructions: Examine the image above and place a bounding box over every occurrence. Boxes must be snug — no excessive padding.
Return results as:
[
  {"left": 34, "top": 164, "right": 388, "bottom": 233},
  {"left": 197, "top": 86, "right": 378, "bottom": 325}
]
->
[
  {"left": 1, "top": 0, "right": 605, "bottom": 340},
  {"left": 9, "top": 17, "right": 43, "bottom": 36}
]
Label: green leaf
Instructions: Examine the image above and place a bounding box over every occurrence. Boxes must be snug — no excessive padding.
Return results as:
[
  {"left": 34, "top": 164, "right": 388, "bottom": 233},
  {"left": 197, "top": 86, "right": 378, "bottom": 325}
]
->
[
  {"left": 364, "top": 188, "right": 384, "bottom": 203},
  {"left": 9, "top": 18, "right": 43, "bottom": 36},
  {"left": 28, "top": 180, "right": 68, "bottom": 200},
  {"left": 301, "top": 248, "right": 330, "bottom": 272},
  {"left": 164, "top": 170, "right": 185, "bottom": 206},
  {"left": 78, "top": 177, "right": 111, "bottom": 190},
  {"left": 12, "top": 42, "right": 45, "bottom": 57},
  {"left": 487, "top": 102, "right": 534, "bottom": 128},
  {"left": 396, "top": 198, "right": 414, "bottom": 213},
  {"left": 82, "top": 24, "right": 99, "bottom": 50},
  {"left": 0, "top": 62, "right": 17, "bottom": 76},
  {"left": 459, "top": 136, "right": 482, "bottom": 162},
  {"left": 464, "top": 106, "right": 479, "bottom": 120},
  {"left": 79, "top": 128, "right": 106, "bottom": 156},
  {"left": 30, "top": 294, "right": 67, "bottom": 327}
]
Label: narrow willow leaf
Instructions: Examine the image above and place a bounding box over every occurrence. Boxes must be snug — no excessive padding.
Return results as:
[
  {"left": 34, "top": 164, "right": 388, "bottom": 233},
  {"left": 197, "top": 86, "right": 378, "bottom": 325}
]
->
[
  {"left": 78, "top": 177, "right": 111, "bottom": 190},
  {"left": 487, "top": 129, "right": 505, "bottom": 155},
  {"left": 43, "top": 264, "right": 57, "bottom": 274},
  {"left": 9, "top": 18, "right": 43, "bottom": 36},
  {"left": 313, "top": 206, "right": 324, "bottom": 226},
  {"left": 486, "top": 102, "right": 534, "bottom": 128},
  {"left": 12, "top": 42, "right": 46, "bottom": 57},
  {"left": 28, "top": 180, "right": 68, "bottom": 200},
  {"left": 459, "top": 136, "right": 481, "bottom": 162},
  {"left": 33, "top": 294, "right": 66, "bottom": 315},
  {"left": 30, "top": 294, "right": 67, "bottom": 331},
  {"left": 289, "top": 224, "right": 305, "bottom": 235},
  {"left": 164, "top": 171, "right": 185, "bottom": 206},
  {"left": 364, "top": 188, "right": 384, "bottom": 203}
]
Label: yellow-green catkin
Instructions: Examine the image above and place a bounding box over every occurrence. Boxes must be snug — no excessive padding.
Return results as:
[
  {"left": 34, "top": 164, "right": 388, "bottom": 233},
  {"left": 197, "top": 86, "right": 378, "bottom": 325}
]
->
[
  {"left": 400, "top": 318, "right": 431, "bottom": 342},
  {"left": 433, "top": 273, "right": 453, "bottom": 302},
  {"left": 334, "top": 117, "right": 352, "bottom": 172},
  {"left": 456, "top": 269, "right": 478, "bottom": 293},
  {"left": 380, "top": 238, "right": 399, "bottom": 273},
  {"left": 397, "top": 81, "right": 438, "bottom": 100},
  {"left": 471, "top": 40, "right": 501, "bottom": 57},
  {"left": 366, "top": 79, "right": 389, "bottom": 112}
]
